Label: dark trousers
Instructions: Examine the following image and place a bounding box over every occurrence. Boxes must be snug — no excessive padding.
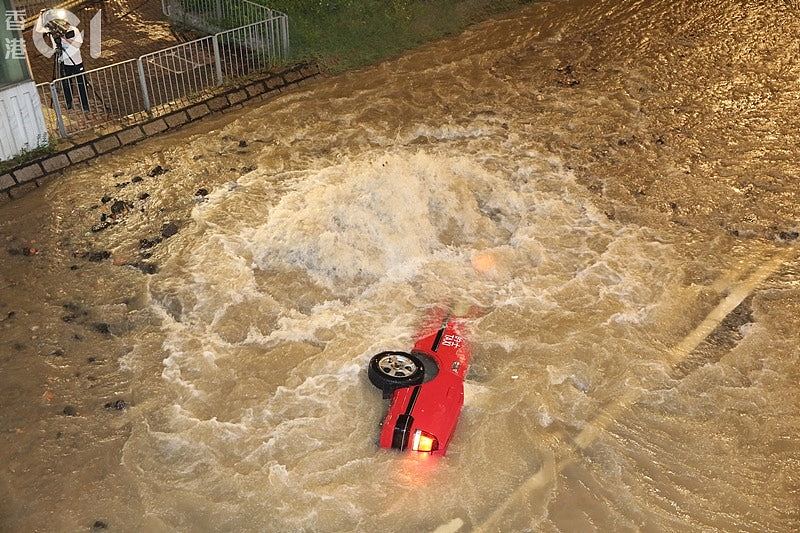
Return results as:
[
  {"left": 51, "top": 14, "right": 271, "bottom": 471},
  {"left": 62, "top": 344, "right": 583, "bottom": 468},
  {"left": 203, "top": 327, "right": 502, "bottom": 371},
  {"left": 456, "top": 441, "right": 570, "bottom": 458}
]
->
[{"left": 60, "top": 62, "right": 90, "bottom": 112}]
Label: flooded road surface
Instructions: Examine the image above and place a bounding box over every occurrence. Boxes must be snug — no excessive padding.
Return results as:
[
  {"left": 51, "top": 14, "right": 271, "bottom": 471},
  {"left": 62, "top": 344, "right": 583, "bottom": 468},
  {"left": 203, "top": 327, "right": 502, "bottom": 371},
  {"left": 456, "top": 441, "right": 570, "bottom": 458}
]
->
[{"left": 2, "top": 0, "right": 799, "bottom": 531}]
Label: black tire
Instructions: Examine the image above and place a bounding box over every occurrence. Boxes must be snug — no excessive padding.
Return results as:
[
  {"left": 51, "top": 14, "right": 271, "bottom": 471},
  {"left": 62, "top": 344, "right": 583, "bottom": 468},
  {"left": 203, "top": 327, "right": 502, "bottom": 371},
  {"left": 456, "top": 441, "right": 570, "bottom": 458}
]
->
[{"left": 368, "top": 351, "right": 425, "bottom": 394}]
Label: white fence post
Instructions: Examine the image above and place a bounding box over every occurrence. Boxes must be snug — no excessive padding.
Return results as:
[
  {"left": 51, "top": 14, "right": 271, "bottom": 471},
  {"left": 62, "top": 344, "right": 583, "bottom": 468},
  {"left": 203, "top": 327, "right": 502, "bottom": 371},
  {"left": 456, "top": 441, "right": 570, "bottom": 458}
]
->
[
  {"left": 137, "top": 58, "right": 151, "bottom": 111},
  {"left": 213, "top": 34, "right": 224, "bottom": 85},
  {"left": 49, "top": 84, "right": 67, "bottom": 138}
]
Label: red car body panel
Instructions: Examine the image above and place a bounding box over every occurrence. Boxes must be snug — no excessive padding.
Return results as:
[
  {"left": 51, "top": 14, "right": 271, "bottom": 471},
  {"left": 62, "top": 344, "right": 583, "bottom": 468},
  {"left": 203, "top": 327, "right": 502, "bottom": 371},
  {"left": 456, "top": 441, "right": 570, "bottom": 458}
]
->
[{"left": 377, "top": 315, "right": 470, "bottom": 456}]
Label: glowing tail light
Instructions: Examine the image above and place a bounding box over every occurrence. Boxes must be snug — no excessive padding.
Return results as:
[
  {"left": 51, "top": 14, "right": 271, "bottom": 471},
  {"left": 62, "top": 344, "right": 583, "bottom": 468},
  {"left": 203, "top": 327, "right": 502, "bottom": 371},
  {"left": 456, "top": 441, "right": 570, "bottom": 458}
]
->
[{"left": 411, "top": 430, "right": 439, "bottom": 452}]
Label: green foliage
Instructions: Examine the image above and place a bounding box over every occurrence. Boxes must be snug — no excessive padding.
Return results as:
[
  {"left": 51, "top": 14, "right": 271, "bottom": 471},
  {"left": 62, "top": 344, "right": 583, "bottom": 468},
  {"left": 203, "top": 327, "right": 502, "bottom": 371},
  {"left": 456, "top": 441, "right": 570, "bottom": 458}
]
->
[
  {"left": 263, "top": 0, "right": 531, "bottom": 72},
  {"left": 0, "top": 136, "right": 57, "bottom": 174}
]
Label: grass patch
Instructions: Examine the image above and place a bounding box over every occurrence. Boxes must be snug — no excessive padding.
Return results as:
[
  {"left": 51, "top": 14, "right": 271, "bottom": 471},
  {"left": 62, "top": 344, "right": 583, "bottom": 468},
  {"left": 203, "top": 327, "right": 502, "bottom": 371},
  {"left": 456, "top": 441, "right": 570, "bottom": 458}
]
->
[
  {"left": 264, "top": 0, "right": 535, "bottom": 72},
  {"left": 0, "top": 137, "right": 57, "bottom": 174}
]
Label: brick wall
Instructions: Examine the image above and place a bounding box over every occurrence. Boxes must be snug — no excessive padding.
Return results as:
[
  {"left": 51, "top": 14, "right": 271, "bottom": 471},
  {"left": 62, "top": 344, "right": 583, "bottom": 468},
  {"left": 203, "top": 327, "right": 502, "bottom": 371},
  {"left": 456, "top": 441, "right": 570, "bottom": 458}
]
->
[{"left": 0, "top": 63, "right": 321, "bottom": 201}]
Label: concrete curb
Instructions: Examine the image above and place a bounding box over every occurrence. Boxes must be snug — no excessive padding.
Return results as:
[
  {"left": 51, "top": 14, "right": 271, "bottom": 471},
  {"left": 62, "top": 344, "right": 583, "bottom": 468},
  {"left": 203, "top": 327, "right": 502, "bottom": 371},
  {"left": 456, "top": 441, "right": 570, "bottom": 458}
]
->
[{"left": 0, "top": 63, "right": 322, "bottom": 201}]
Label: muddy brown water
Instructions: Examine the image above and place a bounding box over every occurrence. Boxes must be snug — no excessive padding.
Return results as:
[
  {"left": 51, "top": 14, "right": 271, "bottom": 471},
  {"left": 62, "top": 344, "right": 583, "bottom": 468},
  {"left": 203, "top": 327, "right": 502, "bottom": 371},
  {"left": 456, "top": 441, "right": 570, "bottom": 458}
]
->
[{"left": 2, "top": 0, "right": 799, "bottom": 531}]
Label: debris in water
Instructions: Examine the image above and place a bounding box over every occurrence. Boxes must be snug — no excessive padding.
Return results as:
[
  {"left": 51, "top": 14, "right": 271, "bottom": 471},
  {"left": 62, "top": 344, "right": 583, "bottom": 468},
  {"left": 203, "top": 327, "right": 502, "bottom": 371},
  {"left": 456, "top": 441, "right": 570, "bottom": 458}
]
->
[
  {"left": 195, "top": 188, "right": 209, "bottom": 198},
  {"left": 104, "top": 399, "right": 127, "bottom": 411},
  {"left": 133, "top": 262, "right": 158, "bottom": 275},
  {"left": 92, "top": 322, "right": 111, "bottom": 335},
  {"left": 137, "top": 192, "right": 150, "bottom": 201},
  {"left": 84, "top": 250, "right": 111, "bottom": 262},
  {"left": 101, "top": 195, "right": 112, "bottom": 204},
  {"left": 62, "top": 405, "right": 77, "bottom": 416},
  {"left": 92, "top": 520, "right": 108, "bottom": 530},
  {"left": 148, "top": 165, "right": 166, "bottom": 177},
  {"left": 161, "top": 222, "right": 179, "bottom": 238},
  {"left": 110, "top": 200, "right": 128, "bottom": 215},
  {"left": 131, "top": 175, "right": 143, "bottom": 183}
]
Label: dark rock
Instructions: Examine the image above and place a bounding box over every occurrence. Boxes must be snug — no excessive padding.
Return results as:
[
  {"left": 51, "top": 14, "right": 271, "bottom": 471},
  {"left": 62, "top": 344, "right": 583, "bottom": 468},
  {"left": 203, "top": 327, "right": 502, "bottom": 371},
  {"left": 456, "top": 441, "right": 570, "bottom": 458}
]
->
[
  {"left": 238, "top": 139, "right": 248, "bottom": 148},
  {"left": 669, "top": 202, "right": 679, "bottom": 211},
  {"left": 141, "top": 252, "right": 152, "bottom": 259},
  {"left": 110, "top": 200, "right": 127, "bottom": 215},
  {"left": 13, "top": 342, "right": 24, "bottom": 351},
  {"left": 137, "top": 192, "right": 150, "bottom": 200},
  {"left": 73, "top": 333, "right": 84, "bottom": 341},
  {"left": 91, "top": 221, "right": 111, "bottom": 233},
  {"left": 113, "top": 171, "right": 123, "bottom": 178},
  {"left": 654, "top": 136, "right": 666, "bottom": 145},
  {"left": 115, "top": 182, "right": 129, "bottom": 189},
  {"left": 195, "top": 188, "right": 209, "bottom": 197},
  {"left": 85, "top": 250, "right": 111, "bottom": 262},
  {"left": 618, "top": 139, "right": 627, "bottom": 146},
  {"left": 87, "top": 356, "right": 96, "bottom": 363},
  {"left": 778, "top": 231, "right": 799, "bottom": 241},
  {"left": 161, "top": 222, "right": 179, "bottom": 238},
  {"left": 63, "top": 302, "right": 81, "bottom": 313},
  {"left": 92, "top": 520, "right": 108, "bottom": 530},
  {"left": 50, "top": 349, "right": 65, "bottom": 357},
  {"left": 148, "top": 165, "right": 166, "bottom": 177},
  {"left": 5, "top": 311, "right": 15, "bottom": 320},
  {"left": 131, "top": 175, "right": 143, "bottom": 183},
  {"left": 61, "top": 314, "right": 78, "bottom": 323},
  {"left": 101, "top": 195, "right": 112, "bottom": 204},
  {"left": 62, "top": 405, "right": 77, "bottom": 416},
  {"left": 139, "top": 237, "right": 162, "bottom": 249},
  {"left": 69, "top": 264, "right": 79, "bottom": 270},
  {"left": 239, "top": 165, "right": 256, "bottom": 175},
  {"left": 134, "top": 262, "right": 158, "bottom": 275},
  {"left": 104, "top": 399, "right": 127, "bottom": 410},
  {"left": 100, "top": 213, "right": 108, "bottom": 222},
  {"left": 92, "top": 322, "right": 111, "bottom": 335}
]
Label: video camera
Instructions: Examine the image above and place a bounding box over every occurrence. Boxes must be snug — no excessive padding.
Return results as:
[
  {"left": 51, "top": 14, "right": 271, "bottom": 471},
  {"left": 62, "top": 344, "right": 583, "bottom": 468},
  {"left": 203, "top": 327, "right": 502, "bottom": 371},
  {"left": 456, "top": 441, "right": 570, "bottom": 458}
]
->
[{"left": 44, "top": 18, "right": 75, "bottom": 40}]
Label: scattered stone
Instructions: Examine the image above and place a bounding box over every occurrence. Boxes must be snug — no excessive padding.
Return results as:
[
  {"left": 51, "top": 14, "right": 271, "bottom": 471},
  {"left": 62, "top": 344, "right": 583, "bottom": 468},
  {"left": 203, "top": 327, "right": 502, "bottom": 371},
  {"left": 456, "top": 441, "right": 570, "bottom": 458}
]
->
[
  {"left": 92, "top": 520, "right": 108, "bottom": 530},
  {"left": 654, "top": 135, "right": 666, "bottom": 145},
  {"left": 85, "top": 250, "right": 111, "bottom": 262},
  {"left": 238, "top": 139, "right": 248, "bottom": 148},
  {"left": 194, "top": 188, "right": 209, "bottom": 197},
  {"left": 148, "top": 165, "right": 166, "bottom": 177},
  {"left": 113, "top": 171, "right": 123, "bottom": 178},
  {"left": 91, "top": 221, "right": 111, "bottom": 233},
  {"left": 134, "top": 262, "right": 158, "bottom": 275},
  {"left": 139, "top": 237, "right": 162, "bottom": 249},
  {"left": 114, "top": 182, "right": 129, "bottom": 189},
  {"left": 618, "top": 138, "right": 627, "bottom": 146},
  {"left": 3, "top": 311, "right": 15, "bottom": 321},
  {"left": 62, "top": 405, "right": 77, "bottom": 416},
  {"left": 141, "top": 252, "right": 153, "bottom": 259},
  {"left": 13, "top": 342, "right": 25, "bottom": 351},
  {"left": 50, "top": 349, "right": 65, "bottom": 357},
  {"left": 61, "top": 314, "right": 78, "bottom": 323},
  {"left": 137, "top": 192, "right": 150, "bottom": 200},
  {"left": 100, "top": 213, "right": 108, "bottom": 222},
  {"left": 110, "top": 200, "right": 127, "bottom": 215},
  {"left": 87, "top": 356, "right": 96, "bottom": 363},
  {"left": 131, "top": 175, "right": 143, "bottom": 183},
  {"left": 101, "top": 195, "right": 112, "bottom": 204},
  {"left": 69, "top": 264, "right": 79, "bottom": 270},
  {"left": 104, "top": 399, "right": 127, "bottom": 411},
  {"left": 92, "top": 322, "right": 111, "bottom": 335},
  {"left": 669, "top": 201, "right": 678, "bottom": 211},
  {"left": 161, "top": 222, "right": 179, "bottom": 238},
  {"left": 778, "top": 230, "right": 799, "bottom": 241},
  {"left": 73, "top": 333, "right": 84, "bottom": 341},
  {"left": 239, "top": 165, "right": 256, "bottom": 175}
]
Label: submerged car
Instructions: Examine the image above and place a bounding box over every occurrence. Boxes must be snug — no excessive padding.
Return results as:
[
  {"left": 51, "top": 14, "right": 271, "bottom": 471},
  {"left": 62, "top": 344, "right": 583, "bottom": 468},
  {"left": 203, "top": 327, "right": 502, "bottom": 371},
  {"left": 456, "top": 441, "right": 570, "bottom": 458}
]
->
[{"left": 367, "top": 314, "right": 470, "bottom": 456}]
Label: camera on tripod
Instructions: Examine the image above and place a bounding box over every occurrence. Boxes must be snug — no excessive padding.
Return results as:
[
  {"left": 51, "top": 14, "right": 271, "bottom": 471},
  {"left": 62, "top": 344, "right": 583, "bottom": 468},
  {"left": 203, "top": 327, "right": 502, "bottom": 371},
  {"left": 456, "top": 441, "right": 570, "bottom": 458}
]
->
[{"left": 44, "top": 17, "right": 76, "bottom": 46}]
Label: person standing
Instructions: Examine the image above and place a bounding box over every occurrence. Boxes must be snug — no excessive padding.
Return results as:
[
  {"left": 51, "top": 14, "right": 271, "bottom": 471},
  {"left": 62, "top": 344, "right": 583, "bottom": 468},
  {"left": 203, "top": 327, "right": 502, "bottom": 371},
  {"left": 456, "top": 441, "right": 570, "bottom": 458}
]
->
[{"left": 52, "top": 21, "right": 90, "bottom": 112}]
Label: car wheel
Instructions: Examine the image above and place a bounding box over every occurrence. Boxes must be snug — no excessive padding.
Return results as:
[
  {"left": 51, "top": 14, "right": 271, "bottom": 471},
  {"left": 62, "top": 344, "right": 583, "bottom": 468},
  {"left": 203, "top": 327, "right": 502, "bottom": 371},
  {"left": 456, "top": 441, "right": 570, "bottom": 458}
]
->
[{"left": 368, "top": 351, "right": 425, "bottom": 394}]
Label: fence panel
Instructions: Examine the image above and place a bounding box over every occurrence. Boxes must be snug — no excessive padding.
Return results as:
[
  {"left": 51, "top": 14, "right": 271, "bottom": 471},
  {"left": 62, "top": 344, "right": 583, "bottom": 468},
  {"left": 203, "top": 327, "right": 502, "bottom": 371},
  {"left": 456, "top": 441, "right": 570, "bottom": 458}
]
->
[
  {"left": 139, "top": 36, "right": 218, "bottom": 112},
  {"left": 216, "top": 16, "right": 286, "bottom": 81},
  {"left": 44, "top": 59, "right": 149, "bottom": 136}
]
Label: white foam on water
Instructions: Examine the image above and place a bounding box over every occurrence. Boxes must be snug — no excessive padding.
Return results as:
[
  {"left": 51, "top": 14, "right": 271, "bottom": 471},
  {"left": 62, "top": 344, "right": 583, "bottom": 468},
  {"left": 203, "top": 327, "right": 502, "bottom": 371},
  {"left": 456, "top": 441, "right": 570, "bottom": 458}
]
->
[{"left": 127, "top": 145, "right": 681, "bottom": 530}]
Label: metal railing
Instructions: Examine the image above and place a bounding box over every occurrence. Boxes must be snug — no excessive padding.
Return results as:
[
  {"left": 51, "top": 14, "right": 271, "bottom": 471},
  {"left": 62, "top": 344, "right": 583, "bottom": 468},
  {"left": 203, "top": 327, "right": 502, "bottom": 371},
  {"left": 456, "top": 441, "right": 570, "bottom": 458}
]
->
[{"left": 35, "top": 0, "right": 288, "bottom": 138}]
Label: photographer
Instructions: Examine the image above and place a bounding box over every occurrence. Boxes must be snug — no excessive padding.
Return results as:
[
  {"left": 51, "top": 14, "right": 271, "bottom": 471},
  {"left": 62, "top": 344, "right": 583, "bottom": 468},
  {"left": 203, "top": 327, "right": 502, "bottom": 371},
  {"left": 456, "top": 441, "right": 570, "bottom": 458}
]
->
[{"left": 35, "top": 11, "right": 90, "bottom": 112}]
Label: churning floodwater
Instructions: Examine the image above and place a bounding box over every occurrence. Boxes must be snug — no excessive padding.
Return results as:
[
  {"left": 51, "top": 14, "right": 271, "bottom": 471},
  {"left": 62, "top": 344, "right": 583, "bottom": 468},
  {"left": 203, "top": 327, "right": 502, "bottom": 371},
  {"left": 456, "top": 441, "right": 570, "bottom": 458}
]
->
[{"left": 1, "top": 0, "right": 799, "bottom": 531}]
